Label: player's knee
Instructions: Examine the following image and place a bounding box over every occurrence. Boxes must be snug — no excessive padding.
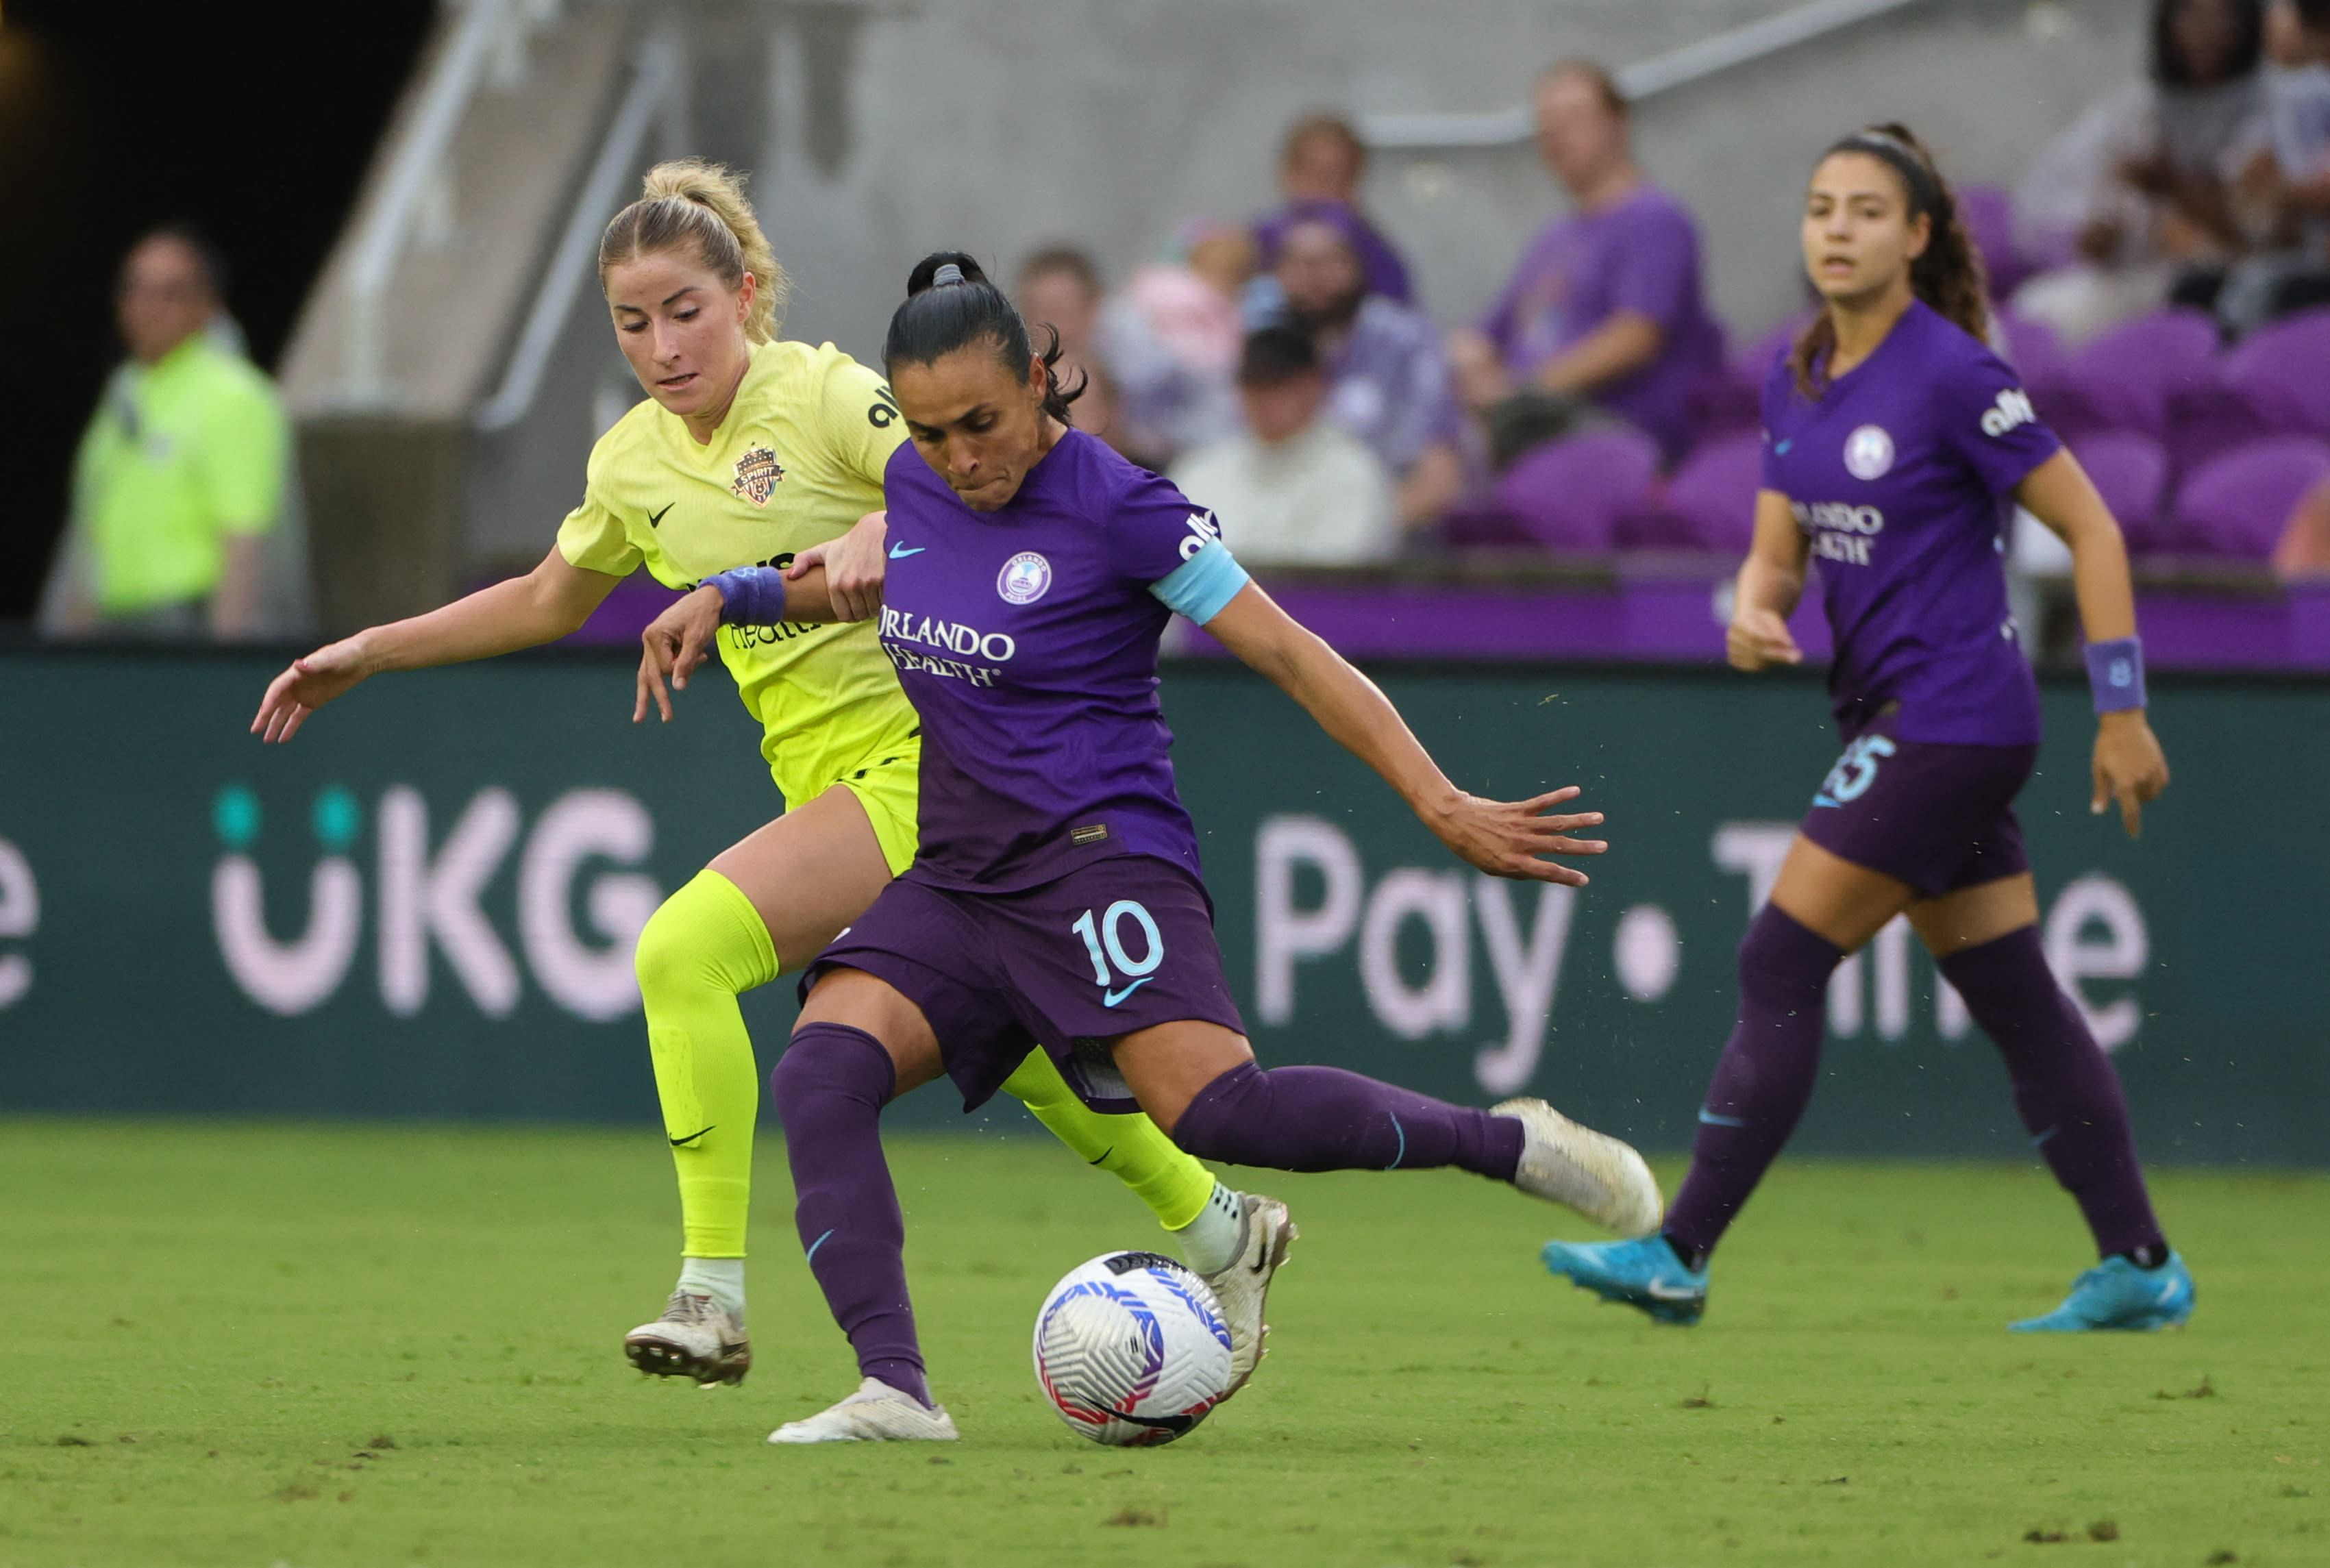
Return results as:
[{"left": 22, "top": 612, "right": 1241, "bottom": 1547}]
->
[
  {"left": 635, "top": 871, "right": 775, "bottom": 1000},
  {"left": 771, "top": 1021, "right": 895, "bottom": 1117},
  {"left": 632, "top": 893, "right": 704, "bottom": 999},
  {"left": 1735, "top": 903, "right": 1844, "bottom": 1003}
]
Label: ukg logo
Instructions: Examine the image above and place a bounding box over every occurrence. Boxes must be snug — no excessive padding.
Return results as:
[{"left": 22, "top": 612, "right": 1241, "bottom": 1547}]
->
[
  {"left": 212, "top": 784, "right": 364, "bottom": 1016},
  {"left": 210, "top": 783, "right": 662, "bottom": 1022}
]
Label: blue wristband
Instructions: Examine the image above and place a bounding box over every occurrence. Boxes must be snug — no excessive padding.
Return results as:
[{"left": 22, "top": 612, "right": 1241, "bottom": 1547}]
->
[
  {"left": 2085, "top": 635, "right": 2146, "bottom": 713},
  {"left": 704, "top": 567, "right": 786, "bottom": 626}
]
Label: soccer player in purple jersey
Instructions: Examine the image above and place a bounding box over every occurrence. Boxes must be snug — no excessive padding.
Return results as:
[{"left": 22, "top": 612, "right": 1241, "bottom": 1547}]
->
[
  {"left": 1543, "top": 125, "right": 2190, "bottom": 1334},
  {"left": 639, "top": 253, "right": 1663, "bottom": 1443}
]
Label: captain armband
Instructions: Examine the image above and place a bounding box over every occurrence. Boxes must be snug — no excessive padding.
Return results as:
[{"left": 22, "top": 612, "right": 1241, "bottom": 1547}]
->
[{"left": 1149, "top": 538, "right": 1251, "bottom": 627}]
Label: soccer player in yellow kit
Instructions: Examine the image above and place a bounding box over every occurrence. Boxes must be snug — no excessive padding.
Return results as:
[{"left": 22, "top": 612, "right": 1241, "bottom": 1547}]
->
[{"left": 253, "top": 162, "right": 1274, "bottom": 1393}]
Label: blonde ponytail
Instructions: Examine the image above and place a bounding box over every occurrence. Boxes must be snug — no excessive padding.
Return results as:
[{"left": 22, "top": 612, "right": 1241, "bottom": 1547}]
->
[{"left": 598, "top": 159, "right": 787, "bottom": 343}]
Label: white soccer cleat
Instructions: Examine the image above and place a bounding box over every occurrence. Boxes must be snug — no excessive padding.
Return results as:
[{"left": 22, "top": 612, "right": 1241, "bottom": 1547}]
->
[
  {"left": 767, "top": 1377, "right": 960, "bottom": 1445},
  {"left": 624, "top": 1291, "right": 751, "bottom": 1387},
  {"left": 1492, "top": 1097, "right": 1663, "bottom": 1236},
  {"left": 1195, "top": 1192, "right": 1296, "bottom": 1399}
]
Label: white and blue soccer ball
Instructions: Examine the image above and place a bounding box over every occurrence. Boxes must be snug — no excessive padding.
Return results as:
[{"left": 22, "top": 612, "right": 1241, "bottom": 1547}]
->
[{"left": 1032, "top": 1251, "right": 1234, "bottom": 1447}]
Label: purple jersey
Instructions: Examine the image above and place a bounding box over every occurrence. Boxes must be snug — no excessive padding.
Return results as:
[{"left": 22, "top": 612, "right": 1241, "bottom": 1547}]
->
[
  {"left": 1478, "top": 185, "right": 1725, "bottom": 462},
  {"left": 1759, "top": 300, "right": 2060, "bottom": 746},
  {"left": 876, "top": 430, "right": 1248, "bottom": 892}
]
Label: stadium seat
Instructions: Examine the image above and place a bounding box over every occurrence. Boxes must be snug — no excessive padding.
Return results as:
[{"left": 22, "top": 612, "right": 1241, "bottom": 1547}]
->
[
  {"left": 1994, "top": 306, "right": 2064, "bottom": 382},
  {"left": 2031, "top": 308, "right": 2218, "bottom": 445},
  {"left": 2166, "top": 308, "right": 2330, "bottom": 478},
  {"left": 2066, "top": 431, "right": 2169, "bottom": 553},
  {"left": 1493, "top": 427, "right": 1661, "bottom": 553},
  {"left": 2169, "top": 436, "right": 2330, "bottom": 560},
  {"left": 1957, "top": 184, "right": 2036, "bottom": 298},
  {"left": 1624, "top": 430, "right": 1761, "bottom": 553}
]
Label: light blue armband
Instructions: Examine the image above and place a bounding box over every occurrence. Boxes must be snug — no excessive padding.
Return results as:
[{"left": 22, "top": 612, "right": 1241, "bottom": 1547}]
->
[{"left": 1150, "top": 538, "right": 1250, "bottom": 626}]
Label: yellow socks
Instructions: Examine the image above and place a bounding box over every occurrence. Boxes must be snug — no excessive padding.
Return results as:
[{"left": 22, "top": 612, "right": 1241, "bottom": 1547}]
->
[
  {"left": 997, "top": 1048, "right": 1217, "bottom": 1232},
  {"left": 634, "top": 870, "right": 778, "bottom": 1262}
]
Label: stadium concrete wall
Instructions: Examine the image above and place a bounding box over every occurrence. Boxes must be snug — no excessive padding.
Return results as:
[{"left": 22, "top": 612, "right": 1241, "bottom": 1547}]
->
[{"left": 1, "top": 649, "right": 2320, "bottom": 1165}]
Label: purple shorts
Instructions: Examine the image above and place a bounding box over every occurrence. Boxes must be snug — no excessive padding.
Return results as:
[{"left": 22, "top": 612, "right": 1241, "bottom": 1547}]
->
[
  {"left": 1796, "top": 706, "right": 2038, "bottom": 897},
  {"left": 802, "top": 855, "right": 1248, "bottom": 1115}
]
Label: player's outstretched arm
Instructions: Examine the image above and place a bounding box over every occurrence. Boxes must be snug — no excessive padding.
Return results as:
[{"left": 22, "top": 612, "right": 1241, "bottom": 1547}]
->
[
  {"left": 2016, "top": 448, "right": 2170, "bottom": 838},
  {"left": 252, "top": 545, "right": 621, "bottom": 743},
  {"left": 1726, "top": 490, "right": 1809, "bottom": 672},
  {"left": 1202, "top": 582, "right": 1607, "bottom": 885}
]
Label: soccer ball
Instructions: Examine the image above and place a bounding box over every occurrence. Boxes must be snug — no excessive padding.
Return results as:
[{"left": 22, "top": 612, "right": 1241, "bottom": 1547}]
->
[{"left": 1032, "top": 1251, "right": 1235, "bottom": 1447}]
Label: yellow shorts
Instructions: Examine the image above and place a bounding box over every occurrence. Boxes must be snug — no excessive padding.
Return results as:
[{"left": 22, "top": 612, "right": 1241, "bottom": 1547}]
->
[{"left": 836, "top": 744, "right": 921, "bottom": 879}]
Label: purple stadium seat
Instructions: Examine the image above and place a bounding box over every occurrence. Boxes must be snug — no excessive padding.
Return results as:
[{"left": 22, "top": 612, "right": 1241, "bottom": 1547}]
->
[
  {"left": 2170, "top": 436, "right": 2330, "bottom": 559},
  {"left": 1493, "top": 427, "right": 1661, "bottom": 553},
  {"left": 2033, "top": 308, "right": 2219, "bottom": 445},
  {"left": 1958, "top": 184, "right": 2034, "bottom": 297},
  {"left": 2066, "top": 431, "right": 2169, "bottom": 551},
  {"left": 1995, "top": 306, "right": 2063, "bottom": 382},
  {"left": 2166, "top": 308, "right": 2330, "bottom": 477},
  {"left": 1624, "top": 430, "right": 1762, "bottom": 553},
  {"left": 2222, "top": 307, "right": 2330, "bottom": 434}
]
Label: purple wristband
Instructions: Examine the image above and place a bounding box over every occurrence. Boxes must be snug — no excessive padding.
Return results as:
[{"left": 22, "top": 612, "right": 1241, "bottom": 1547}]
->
[
  {"left": 705, "top": 567, "right": 786, "bottom": 626},
  {"left": 2085, "top": 635, "right": 2146, "bottom": 713}
]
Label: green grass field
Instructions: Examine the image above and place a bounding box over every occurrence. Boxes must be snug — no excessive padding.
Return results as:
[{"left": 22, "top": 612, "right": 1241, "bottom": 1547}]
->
[{"left": 1, "top": 1121, "right": 2323, "bottom": 1568}]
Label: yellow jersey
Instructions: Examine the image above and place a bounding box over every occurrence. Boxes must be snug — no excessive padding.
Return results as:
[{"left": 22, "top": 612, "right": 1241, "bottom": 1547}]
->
[{"left": 557, "top": 338, "right": 919, "bottom": 816}]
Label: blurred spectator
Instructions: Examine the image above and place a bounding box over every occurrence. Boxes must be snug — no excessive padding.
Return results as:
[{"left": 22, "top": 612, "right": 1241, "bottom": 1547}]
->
[
  {"left": 2275, "top": 472, "right": 2330, "bottom": 575},
  {"left": 1269, "top": 212, "right": 1463, "bottom": 527},
  {"left": 38, "top": 227, "right": 290, "bottom": 640},
  {"left": 1098, "top": 222, "right": 1253, "bottom": 467},
  {"left": 1446, "top": 60, "right": 1723, "bottom": 467},
  {"left": 2012, "top": 0, "right": 2270, "bottom": 344},
  {"left": 2230, "top": 0, "right": 2330, "bottom": 321},
  {"left": 1171, "top": 325, "right": 1396, "bottom": 567},
  {"left": 1015, "top": 245, "right": 1104, "bottom": 367},
  {"left": 1251, "top": 114, "right": 1415, "bottom": 306}
]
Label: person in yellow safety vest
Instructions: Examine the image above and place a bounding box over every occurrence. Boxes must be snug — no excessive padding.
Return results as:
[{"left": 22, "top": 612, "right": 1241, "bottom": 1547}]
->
[{"left": 41, "top": 227, "right": 288, "bottom": 640}]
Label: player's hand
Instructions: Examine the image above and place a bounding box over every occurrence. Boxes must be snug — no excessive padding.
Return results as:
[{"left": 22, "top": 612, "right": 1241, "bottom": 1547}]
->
[
  {"left": 1726, "top": 607, "right": 1802, "bottom": 671},
  {"left": 787, "top": 510, "right": 888, "bottom": 622},
  {"left": 2091, "top": 709, "right": 2168, "bottom": 838},
  {"left": 251, "top": 636, "right": 375, "bottom": 743},
  {"left": 636, "top": 584, "right": 726, "bottom": 724},
  {"left": 1424, "top": 786, "right": 1608, "bottom": 886}
]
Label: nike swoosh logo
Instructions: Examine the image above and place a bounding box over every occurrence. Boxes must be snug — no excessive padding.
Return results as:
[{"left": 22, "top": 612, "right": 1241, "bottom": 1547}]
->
[
  {"left": 1646, "top": 1282, "right": 1703, "bottom": 1300},
  {"left": 648, "top": 503, "right": 675, "bottom": 528},
  {"left": 1811, "top": 794, "right": 1842, "bottom": 809},
  {"left": 888, "top": 543, "right": 924, "bottom": 558},
  {"left": 669, "top": 1125, "right": 715, "bottom": 1147},
  {"left": 1774, "top": 440, "right": 1792, "bottom": 454},
  {"left": 1102, "top": 978, "right": 1153, "bottom": 1008},
  {"left": 1087, "top": 1146, "right": 1114, "bottom": 1167}
]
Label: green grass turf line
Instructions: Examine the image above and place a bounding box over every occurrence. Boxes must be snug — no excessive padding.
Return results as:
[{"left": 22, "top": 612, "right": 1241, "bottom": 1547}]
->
[{"left": 0, "top": 1119, "right": 2324, "bottom": 1568}]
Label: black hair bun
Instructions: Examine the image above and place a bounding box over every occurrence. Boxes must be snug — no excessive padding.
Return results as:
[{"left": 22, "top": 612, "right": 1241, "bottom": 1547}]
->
[{"left": 906, "top": 250, "right": 991, "bottom": 296}]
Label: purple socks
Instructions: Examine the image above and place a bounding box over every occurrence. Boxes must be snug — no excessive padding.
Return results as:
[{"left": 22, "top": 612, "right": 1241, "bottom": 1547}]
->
[
  {"left": 1169, "top": 1061, "right": 1524, "bottom": 1179},
  {"left": 1937, "top": 925, "right": 2166, "bottom": 1259},
  {"left": 769, "top": 1021, "right": 930, "bottom": 1408},
  {"left": 1664, "top": 904, "right": 1844, "bottom": 1263},
  {"left": 1665, "top": 906, "right": 2169, "bottom": 1269}
]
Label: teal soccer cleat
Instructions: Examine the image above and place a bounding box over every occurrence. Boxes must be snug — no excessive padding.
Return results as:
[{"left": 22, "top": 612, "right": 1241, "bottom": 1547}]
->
[
  {"left": 2010, "top": 1252, "right": 2196, "bottom": 1332},
  {"left": 1541, "top": 1235, "right": 1709, "bottom": 1326}
]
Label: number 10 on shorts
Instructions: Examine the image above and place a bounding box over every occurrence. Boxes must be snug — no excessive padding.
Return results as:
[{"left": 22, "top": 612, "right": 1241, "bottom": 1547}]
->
[{"left": 1070, "top": 900, "right": 1165, "bottom": 1008}]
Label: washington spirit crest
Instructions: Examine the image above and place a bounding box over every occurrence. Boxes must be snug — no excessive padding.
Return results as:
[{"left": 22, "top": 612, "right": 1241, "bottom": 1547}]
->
[{"left": 730, "top": 446, "right": 785, "bottom": 506}]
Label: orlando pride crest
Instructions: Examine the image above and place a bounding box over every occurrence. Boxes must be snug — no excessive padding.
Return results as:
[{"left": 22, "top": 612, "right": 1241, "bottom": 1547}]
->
[{"left": 730, "top": 445, "right": 785, "bottom": 506}]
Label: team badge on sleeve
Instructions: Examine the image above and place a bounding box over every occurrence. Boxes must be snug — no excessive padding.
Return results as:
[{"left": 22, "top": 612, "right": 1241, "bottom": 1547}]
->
[
  {"left": 998, "top": 551, "right": 1053, "bottom": 605},
  {"left": 730, "top": 446, "right": 785, "bottom": 506},
  {"left": 1843, "top": 424, "right": 1895, "bottom": 480}
]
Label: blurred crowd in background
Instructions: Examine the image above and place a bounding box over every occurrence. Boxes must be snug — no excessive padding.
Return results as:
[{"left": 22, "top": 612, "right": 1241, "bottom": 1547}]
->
[{"left": 36, "top": 0, "right": 2330, "bottom": 644}]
